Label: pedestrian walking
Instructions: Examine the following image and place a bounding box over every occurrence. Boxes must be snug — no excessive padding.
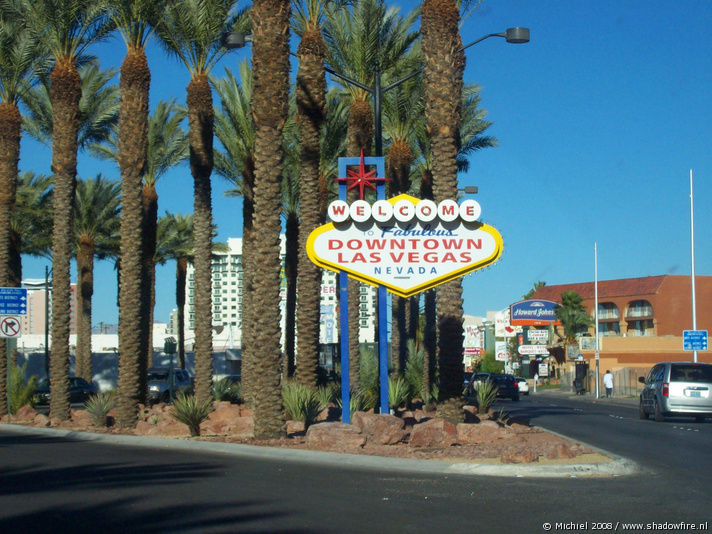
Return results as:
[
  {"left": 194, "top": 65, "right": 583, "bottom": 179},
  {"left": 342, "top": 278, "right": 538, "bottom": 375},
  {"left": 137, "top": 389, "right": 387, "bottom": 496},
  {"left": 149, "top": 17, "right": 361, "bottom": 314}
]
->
[{"left": 603, "top": 370, "right": 614, "bottom": 398}]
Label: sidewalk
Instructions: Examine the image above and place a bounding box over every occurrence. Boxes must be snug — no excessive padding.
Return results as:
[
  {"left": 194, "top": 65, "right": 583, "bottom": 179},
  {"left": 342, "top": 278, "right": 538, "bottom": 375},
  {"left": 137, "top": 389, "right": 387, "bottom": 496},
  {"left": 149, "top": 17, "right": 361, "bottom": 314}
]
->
[{"left": 534, "top": 388, "right": 639, "bottom": 408}]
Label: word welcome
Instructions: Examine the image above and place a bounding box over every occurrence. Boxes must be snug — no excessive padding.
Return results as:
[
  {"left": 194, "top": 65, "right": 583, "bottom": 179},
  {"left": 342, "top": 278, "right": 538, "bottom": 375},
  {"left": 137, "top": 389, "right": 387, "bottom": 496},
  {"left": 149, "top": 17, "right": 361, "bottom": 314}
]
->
[{"left": 328, "top": 198, "right": 481, "bottom": 224}]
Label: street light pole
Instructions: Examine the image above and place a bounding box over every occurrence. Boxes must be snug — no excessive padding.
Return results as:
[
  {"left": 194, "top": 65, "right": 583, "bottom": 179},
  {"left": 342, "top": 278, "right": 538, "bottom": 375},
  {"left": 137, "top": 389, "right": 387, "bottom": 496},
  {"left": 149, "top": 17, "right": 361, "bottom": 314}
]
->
[{"left": 44, "top": 265, "right": 51, "bottom": 379}]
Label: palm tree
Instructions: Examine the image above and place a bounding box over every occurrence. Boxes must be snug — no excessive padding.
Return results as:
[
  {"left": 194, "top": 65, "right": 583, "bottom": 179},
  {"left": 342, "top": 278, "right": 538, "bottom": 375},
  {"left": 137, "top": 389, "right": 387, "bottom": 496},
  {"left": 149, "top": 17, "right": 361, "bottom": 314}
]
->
[
  {"left": 291, "top": 0, "right": 330, "bottom": 388},
  {"left": 73, "top": 175, "right": 121, "bottom": 382},
  {"left": 250, "top": 0, "right": 291, "bottom": 439},
  {"left": 0, "top": 9, "right": 43, "bottom": 415},
  {"left": 157, "top": 0, "right": 241, "bottom": 405},
  {"left": 324, "top": 0, "right": 418, "bottom": 392},
  {"left": 421, "top": 0, "right": 466, "bottom": 423},
  {"left": 212, "top": 62, "right": 258, "bottom": 402},
  {"left": 104, "top": 0, "right": 165, "bottom": 426},
  {"left": 10, "top": 172, "right": 54, "bottom": 286},
  {"left": 20, "top": 0, "right": 111, "bottom": 421},
  {"left": 91, "top": 99, "right": 188, "bottom": 387},
  {"left": 554, "top": 291, "right": 593, "bottom": 346},
  {"left": 156, "top": 212, "right": 193, "bottom": 369}
]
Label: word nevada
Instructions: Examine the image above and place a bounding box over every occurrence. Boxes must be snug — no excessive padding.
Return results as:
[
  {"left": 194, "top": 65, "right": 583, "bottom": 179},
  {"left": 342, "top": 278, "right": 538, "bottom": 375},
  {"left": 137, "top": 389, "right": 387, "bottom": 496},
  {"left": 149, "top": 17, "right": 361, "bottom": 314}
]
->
[{"left": 307, "top": 194, "right": 503, "bottom": 297}]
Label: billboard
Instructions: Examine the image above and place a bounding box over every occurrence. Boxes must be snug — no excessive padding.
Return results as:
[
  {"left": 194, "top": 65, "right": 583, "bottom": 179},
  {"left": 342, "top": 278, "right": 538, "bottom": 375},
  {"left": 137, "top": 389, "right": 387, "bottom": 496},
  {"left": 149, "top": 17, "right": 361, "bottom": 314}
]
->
[
  {"left": 307, "top": 194, "right": 503, "bottom": 298},
  {"left": 510, "top": 299, "right": 561, "bottom": 326}
]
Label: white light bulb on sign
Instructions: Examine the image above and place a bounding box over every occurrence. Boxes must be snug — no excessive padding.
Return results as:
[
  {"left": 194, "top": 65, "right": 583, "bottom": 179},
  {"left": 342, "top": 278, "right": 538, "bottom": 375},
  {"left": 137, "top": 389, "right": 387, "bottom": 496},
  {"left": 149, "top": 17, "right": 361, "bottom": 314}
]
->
[
  {"left": 371, "top": 200, "right": 393, "bottom": 222},
  {"left": 393, "top": 198, "right": 415, "bottom": 222},
  {"left": 415, "top": 199, "right": 437, "bottom": 222},
  {"left": 459, "top": 199, "right": 481, "bottom": 222},
  {"left": 438, "top": 199, "right": 459, "bottom": 222},
  {"left": 350, "top": 200, "right": 371, "bottom": 222},
  {"left": 328, "top": 200, "right": 349, "bottom": 223}
]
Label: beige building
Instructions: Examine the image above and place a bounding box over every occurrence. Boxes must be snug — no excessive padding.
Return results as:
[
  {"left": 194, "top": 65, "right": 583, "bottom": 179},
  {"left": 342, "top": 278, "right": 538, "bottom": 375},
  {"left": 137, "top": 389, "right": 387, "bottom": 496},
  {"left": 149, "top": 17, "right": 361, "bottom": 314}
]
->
[{"left": 19, "top": 279, "right": 77, "bottom": 337}]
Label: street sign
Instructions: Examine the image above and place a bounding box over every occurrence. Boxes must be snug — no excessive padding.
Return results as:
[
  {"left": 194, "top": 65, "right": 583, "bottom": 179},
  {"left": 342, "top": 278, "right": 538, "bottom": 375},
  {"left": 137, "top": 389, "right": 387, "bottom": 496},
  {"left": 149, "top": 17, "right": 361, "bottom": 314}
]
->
[
  {"left": 0, "top": 316, "right": 22, "bottom": 338},
  {"left": 683, "top": 330, "right": 708, "bottom": 351},
  {"left": 0, "top": 287, "right": 28, "bottom": 316}
]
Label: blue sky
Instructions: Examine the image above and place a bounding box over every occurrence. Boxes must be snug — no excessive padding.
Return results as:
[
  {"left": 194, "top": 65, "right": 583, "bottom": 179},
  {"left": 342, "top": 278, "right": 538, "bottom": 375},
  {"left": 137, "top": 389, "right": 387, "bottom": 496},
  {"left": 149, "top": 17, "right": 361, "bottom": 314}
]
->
[{"left": 19, "top": 0, "right": 712, "bottom": 327}]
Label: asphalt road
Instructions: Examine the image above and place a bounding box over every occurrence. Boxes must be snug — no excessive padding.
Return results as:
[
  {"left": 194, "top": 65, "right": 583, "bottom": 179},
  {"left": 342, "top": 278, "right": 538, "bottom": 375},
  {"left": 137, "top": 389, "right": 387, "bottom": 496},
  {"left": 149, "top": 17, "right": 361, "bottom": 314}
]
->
[{"left": 1, "top": 394, "right": 710, "bottom": 533}]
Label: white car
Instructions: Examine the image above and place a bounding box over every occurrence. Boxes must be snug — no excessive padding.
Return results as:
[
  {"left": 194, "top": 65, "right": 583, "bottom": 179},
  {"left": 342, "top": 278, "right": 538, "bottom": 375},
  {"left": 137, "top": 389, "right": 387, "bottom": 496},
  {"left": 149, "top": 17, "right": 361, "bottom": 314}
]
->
[{"left": 515, "top": 377, "right": 529, "bottom": 395}]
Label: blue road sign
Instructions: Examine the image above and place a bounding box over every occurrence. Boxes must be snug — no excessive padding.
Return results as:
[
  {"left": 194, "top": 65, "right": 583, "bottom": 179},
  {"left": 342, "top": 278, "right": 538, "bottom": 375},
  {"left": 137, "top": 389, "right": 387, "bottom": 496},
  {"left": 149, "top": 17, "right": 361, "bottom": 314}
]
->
[
  {"left": 0, "top": 287, "right": 28, "bottom": 316},
  {"left": 683, "top": 330, "right": 708, "bottom": 351}
]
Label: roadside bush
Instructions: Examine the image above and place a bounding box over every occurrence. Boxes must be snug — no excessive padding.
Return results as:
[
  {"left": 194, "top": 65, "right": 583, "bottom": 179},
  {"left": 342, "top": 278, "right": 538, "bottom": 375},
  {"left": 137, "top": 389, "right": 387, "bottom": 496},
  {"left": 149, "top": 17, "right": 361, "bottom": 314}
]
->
[
  {"left": 388, "top": 376, "right": 410, "bottom": 410},
  {"left": 474, "top": 379, "right": 499, "bottom": 415},
  {"left": 404, "top": 340, "right": 424, "bottom": 400},
  {"left": 213, "top": 377, "right": 241, "bottom": 403},
  {"left": 171, "top": 393, "right": 213, "bottom": 437},
  {"left": 9, "top": 363, "right": 38, "bottom": 415},
  {"left": 314, "top": 383, "right": 338, "bottom": 412},
  {"left": 282, "top": 381, "right": 322, "bottom": 430},
  {"left": 85, "top": 392, "right": 115, "bottom": 427}
]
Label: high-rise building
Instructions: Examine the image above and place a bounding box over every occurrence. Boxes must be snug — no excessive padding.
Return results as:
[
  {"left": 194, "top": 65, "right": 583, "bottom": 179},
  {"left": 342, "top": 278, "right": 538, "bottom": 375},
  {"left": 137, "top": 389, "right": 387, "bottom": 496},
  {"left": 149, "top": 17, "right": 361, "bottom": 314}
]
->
[
  {"left": 19, "top": 279, "right": 78, "bottom": 336},
  {"left": 183, "top": 237, "right": 376, "bottom": 348}
]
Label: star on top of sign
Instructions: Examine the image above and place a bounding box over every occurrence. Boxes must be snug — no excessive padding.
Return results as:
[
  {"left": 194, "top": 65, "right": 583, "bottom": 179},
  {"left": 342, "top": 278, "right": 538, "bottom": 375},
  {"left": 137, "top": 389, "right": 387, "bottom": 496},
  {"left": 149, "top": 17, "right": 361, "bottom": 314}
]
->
[{"left": 334, "top": 149, "right": 388, "bottom": 200}]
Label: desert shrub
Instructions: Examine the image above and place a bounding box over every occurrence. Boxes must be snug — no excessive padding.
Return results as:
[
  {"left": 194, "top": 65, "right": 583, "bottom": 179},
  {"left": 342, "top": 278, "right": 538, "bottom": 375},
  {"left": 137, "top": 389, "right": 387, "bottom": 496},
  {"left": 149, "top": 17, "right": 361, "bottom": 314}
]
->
[
  {"left": 213, "top": 377, "right": 241, "bottom": 403},
  {"left": 403, "top": 340, "right": 424, "bottom": 399},
  {"left": 359, "top": 346, "right": 379, "bottom": 397},
  {"left": 85, "top": 392, "right": 115, "bottom": 427},
  {"left": 314, "top": 383, "right": 338, "bottom": 411},
  {"left": 282, "top": 381, "right": 321, "bottom": 429},
  {"left": 474, "top": 379, "right": 499, "bottom": 415},
  {"left": 9, "top": 363, "right": 38, "bottom": 414},
  {"left": 388, "top": 376, "right": 410, "bottom": 410},
  {"left": 171, "top": 393, "right": 213, "bottom": 437}
]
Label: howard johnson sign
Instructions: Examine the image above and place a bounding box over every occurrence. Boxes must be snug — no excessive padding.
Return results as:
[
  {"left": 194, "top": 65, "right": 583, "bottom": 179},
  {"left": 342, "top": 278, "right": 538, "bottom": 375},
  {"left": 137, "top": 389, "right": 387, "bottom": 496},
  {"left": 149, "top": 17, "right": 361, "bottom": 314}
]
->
[{"left": 510, "top": 299, "right": 561, "bottom": 326}]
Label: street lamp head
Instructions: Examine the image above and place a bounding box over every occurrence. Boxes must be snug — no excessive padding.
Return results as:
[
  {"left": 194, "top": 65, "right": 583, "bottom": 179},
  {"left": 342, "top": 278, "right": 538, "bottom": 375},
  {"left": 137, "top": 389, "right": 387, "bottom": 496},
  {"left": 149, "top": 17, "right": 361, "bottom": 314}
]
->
[
  {"left": 505, "top": 27, "right": 530, "bottom": 44},
  {"left": 222, "top": 32, "right": 251, "bottom": 49},
  {"left": 459, "top": 186, "right": 479, "bottom": 195}
]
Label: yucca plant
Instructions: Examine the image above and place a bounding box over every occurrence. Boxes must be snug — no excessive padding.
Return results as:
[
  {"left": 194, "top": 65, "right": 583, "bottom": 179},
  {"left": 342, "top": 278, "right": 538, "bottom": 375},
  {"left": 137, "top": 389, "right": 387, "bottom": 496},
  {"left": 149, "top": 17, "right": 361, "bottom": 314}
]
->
[
  {"left": 475, "top": 379, "right": 499, "bottom": 415},
  {"left": 314, "top": 383, "right": 338, "bottom": 412},
  {"left": 9, "top": 363, "right": 38, "bottom": 415},
  {"left": 171, "top": 393, "right": 213, "bottom": 437},
  {"left": 404, "top": 340, "right": 424, "bottom": 400},
  {"left": 213, "top": 377, "right": 241, "bottom": 403},
  {"left": 336, "top": 388, "right": 375, "bottom": 415},
  {"left": 281, "top": 381, "right": 321, "bottom": 430},
  {"left": 85, "top": 392, "right": 115, "bottom": 427},
  {"left": 389, "top": 376, "right": 410, "bottom": 411}
]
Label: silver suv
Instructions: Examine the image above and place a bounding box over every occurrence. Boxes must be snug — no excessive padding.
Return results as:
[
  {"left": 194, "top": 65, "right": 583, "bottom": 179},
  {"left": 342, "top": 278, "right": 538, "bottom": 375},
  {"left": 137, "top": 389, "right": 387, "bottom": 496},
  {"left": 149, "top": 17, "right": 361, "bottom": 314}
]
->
[
  {"left": 148, "top": 367, "right": 193, "bottom": 404},
  {"left": 638, "top": 362, "right": 712, "bottom": 422}
]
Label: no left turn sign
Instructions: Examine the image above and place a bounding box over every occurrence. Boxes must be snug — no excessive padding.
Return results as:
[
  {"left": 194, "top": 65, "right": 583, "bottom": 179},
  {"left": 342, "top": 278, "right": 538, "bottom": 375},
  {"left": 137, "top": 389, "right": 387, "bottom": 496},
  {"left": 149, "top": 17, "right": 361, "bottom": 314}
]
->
[{"left": 0, "top": 316, "right": 22, "bottom": 338}]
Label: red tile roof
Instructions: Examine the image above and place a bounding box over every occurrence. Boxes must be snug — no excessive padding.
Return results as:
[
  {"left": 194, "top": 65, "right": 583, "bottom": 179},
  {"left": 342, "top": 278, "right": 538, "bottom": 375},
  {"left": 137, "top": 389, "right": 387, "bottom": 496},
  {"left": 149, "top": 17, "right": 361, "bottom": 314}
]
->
[{"left": 531, "top": 275, "right": 669, "bottom": 302}]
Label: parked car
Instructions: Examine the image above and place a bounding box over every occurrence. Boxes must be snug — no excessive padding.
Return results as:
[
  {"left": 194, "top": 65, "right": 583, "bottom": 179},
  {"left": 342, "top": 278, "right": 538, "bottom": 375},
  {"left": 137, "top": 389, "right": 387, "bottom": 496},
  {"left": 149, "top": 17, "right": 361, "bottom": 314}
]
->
[
  {"left": 33, "top": 376, "right": 99, "bottom": 405},
  {"left": 466, "top": 373, "right": 520, "bottom": 402},
  {"left": 639, "top": 362, "right": 712, "bottom": 422},
  {"left": 148, "top": 367, "right": 193, "bottom": 404},
  {"left": 515, "top": 376, "right": 530, "bottom": 395}
]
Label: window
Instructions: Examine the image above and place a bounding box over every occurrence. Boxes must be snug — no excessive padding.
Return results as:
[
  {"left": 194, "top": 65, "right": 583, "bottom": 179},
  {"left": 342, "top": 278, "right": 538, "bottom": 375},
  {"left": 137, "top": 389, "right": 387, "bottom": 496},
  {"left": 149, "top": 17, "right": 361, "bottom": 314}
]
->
[
  {"left": 627, "top": 300, "right": 653, "bottom": 318},
  {"left": 599, "top": 322, "right": 620, "bottom": 336},
  {"left": 597, "top": 302, "right": 619, "bottom": 320},
  {"left": 627, "top": 319, "right": 654, "bottom": 337}
]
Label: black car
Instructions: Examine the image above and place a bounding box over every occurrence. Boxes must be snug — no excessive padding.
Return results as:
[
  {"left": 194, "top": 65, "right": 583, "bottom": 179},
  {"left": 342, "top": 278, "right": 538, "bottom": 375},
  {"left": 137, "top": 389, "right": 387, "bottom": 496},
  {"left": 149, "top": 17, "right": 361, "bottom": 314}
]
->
[
  {"left": 34, "top": 376, "right": 99, "bottom": 405},
  {"left": 466, "top": 372, "right": 520, "bottom": 402}
]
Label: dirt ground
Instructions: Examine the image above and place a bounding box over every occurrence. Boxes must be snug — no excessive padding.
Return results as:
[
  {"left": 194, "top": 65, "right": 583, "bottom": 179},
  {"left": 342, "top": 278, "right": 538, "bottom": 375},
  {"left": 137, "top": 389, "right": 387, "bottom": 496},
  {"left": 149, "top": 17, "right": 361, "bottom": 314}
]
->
[{"left": 3, "top": 402, "right": 608, "bottom": 466}]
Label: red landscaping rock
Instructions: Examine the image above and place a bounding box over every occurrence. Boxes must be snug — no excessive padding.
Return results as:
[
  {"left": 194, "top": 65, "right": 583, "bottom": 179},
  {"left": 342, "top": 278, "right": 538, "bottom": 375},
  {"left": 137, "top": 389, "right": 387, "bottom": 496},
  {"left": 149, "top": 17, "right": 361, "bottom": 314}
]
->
[
  {"left": 14, "top": 405, "right": 38, "bottom": 422},
  {"left": 500, "top": 446, "right": 540, "bottom": 464},
  {"left": 70, "top": 409, "right": 93, "bottom": 427},
  {"left": 239, "top": 406, "right": 253, "bottom": 418},
  {"left": 305, "top": 422, "right": 366, "bottom": 450},
  {"left": 33, "top": 413, "right": 50, "bottom": 427},
  {"left": 409, "top": 417, "right": 457, "bottom": 447},
  {"left": 546, "top": 443, "right": 577, "bottom": 460},
  {"left": 456, "top": 421, "right": 509, "bottom": 445},
  {"left": 286, "top": 420, "right": 305, "bottom": 435},
  {"left": 351, "top": 411, "right": 406, "bottom": 445}
]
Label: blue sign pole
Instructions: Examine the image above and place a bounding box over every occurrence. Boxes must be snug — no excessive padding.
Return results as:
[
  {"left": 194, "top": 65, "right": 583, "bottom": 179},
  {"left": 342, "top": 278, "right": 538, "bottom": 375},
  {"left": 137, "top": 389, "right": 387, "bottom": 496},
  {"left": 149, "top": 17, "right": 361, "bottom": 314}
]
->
[
  {"left": 336, "top": 170, "right": 351, "bottom": 423},
  {"left": 376, "top": 185, "right": 389, "bottom": 415}
]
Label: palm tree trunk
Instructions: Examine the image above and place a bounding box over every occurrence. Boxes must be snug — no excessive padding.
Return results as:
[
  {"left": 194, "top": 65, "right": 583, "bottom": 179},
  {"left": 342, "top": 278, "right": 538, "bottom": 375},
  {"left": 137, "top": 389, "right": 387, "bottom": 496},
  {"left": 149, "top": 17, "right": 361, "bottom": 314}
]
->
[
  {"left": 240, "top": 191, "right": 255, "bottom": 403},
  {"left": 295, "top": 24, "right": 326, "bottom": 388},
  {"left": 49, "top": 61, "right": 82, "bottom": 421},
  {"left": 422, "top": 0, "right": 466, "bottom": 423},
  {"left": 345, "top": 96, "right": 373, "bottom": 393},
  {"left": 187, "top": 73, "right": 215, "bottom": 406},
  {"left": 420, "top": 171, "right": 436, "bottom": 400},
  {"left": 250, "top": 0, "right": 291, "bottom": 440},
  {"left": 142, "top": 184, "right": 159, "bottom": 374},
  {"left": 176, "top": 257, "right": 187, "bottom": 369},
  {"left": 284, "top": 211, "right": 298, "bottom": 378},
  {"left": 117, "top": 48, "right": 150, "bottom": 427},
  {"left": 0, "top": 101, "right": 21, "bottom": 418},
  {"left": 75, "top": 237, "right": 94, "bottom": 382}
]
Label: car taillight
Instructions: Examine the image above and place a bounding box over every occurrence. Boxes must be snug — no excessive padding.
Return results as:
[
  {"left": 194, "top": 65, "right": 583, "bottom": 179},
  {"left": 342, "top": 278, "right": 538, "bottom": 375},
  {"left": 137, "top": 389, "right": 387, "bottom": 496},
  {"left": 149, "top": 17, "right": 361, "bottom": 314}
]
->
[{"left": 662, "top": 382, "right": 669, "bottom": 397}]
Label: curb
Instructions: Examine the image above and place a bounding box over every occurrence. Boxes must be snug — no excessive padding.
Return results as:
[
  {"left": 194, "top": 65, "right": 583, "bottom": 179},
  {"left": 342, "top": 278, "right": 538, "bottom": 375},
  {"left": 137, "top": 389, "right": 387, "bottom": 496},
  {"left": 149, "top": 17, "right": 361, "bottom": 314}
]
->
[{"left": 1, "top": 423, "right": 641, "bottom": 479}]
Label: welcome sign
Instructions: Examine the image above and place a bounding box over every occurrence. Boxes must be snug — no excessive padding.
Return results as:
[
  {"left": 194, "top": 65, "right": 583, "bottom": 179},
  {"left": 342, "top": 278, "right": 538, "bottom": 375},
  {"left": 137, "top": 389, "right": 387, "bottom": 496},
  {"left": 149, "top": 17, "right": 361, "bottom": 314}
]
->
[{"left": 306, "top": 194, "right": 503, "bottom": 297}]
